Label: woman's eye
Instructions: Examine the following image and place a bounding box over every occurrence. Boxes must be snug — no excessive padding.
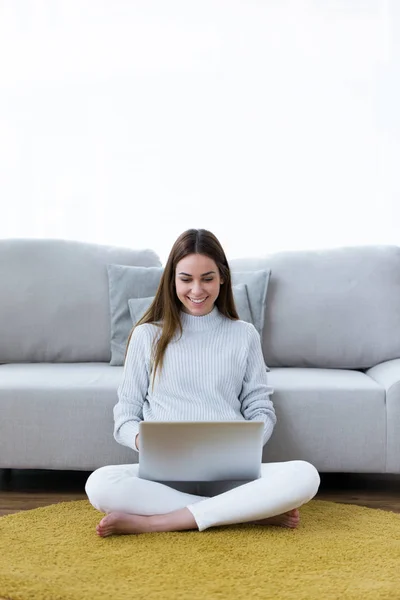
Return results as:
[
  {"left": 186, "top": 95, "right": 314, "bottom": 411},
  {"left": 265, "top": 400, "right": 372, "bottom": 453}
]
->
[{"left": 181, "top": 278, "right": 213, "bottom": 282}]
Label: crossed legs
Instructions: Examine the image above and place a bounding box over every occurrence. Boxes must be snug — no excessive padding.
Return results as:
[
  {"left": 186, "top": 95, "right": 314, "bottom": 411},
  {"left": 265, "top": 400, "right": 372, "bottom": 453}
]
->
[{"left": 85, "top": 460, "right": 320, "bottom": 536}]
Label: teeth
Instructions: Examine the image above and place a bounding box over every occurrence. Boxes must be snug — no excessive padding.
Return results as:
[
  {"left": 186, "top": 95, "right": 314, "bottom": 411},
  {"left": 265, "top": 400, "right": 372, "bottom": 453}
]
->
[{"left": 189, "top": 298, "right": 206, "bottom": 303}]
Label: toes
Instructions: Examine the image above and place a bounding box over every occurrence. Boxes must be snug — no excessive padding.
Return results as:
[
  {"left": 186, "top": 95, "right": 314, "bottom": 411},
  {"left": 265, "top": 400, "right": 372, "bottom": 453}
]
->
[
  {"left": 96, "top": 522, "right": 111, "bottom": 537},
  {"left": 96, "top": 527, "right": 111, "bottom": 537}
]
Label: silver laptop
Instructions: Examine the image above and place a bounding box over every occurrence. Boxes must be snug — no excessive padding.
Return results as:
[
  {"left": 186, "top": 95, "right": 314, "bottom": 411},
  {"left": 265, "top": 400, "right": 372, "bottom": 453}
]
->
[{"left": 138, "top": 421, "right": 264, "bottom": 482}]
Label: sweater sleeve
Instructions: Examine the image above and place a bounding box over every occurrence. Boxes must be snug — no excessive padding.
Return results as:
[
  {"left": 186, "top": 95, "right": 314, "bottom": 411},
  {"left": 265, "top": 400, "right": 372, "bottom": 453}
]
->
[
  {"left": 113, "top": 325, "right": 152, "bottom": 453},
  {"left": 239, "top": 324, "right": 277, "bottom": 446}
]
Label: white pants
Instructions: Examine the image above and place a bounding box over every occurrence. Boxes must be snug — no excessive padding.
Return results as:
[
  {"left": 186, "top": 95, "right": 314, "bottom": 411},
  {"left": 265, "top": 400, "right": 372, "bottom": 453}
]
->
[{"left": 85, "top": 460, "right": 320, "bottom": 532}]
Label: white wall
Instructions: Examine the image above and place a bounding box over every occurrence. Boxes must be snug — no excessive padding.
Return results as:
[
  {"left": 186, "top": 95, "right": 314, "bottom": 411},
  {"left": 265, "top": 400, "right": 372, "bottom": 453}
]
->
[{"left": 0, "top": 0, "right": 398, "bottom": 264}]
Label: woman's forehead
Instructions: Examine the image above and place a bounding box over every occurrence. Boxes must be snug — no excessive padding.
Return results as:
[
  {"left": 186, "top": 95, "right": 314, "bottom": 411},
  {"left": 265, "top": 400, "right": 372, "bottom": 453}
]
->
[{"left": 176, "top": 253, "right": 218, "bottom": 274}]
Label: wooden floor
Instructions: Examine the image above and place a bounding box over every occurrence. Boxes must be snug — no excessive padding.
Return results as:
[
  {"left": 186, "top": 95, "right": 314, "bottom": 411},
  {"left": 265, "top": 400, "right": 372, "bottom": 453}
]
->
[{"left": 1, "top": 468, "right": 400, "bottom": 516}]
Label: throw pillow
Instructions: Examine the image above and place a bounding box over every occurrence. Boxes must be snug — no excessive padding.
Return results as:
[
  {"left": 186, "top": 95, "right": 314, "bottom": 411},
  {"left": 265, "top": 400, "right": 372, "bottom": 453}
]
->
[{"left": 107, "top": 264, "right": 270, "bottom": 366}]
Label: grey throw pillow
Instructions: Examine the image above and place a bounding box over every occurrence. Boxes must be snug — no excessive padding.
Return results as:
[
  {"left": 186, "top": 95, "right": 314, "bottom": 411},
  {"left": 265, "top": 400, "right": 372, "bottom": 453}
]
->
[
  {"left": 128, "top": 296, "right": 155, "bottom": 326},
  {"left": 107, "top": 264, "right": 270, "bottom": 366},
  {"left": 107, "top": 265, "right": 164, "bottom": 366}
]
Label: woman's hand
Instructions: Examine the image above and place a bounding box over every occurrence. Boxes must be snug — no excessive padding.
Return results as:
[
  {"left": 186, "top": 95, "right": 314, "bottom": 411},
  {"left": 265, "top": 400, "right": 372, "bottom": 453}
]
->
[{"left": 135, "top": 434, "right": 139, "bottom": 451}]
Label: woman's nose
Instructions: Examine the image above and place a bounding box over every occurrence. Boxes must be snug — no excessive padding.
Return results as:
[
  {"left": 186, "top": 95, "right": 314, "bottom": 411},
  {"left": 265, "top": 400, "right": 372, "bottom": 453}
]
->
[{"left": 191, "top": 282, "right": 203, "bottom": 295}]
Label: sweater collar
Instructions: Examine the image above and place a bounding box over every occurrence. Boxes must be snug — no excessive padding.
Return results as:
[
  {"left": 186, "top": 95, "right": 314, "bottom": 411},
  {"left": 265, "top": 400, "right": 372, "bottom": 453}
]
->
[{"left": 180, "top": 305, "right": 224, "bottom": 332}]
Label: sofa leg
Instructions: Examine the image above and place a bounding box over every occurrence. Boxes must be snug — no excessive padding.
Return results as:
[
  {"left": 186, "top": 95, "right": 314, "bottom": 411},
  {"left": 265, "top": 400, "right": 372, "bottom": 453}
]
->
[{"left": 2, "top": 469, "right": 12, "bottom": 484}]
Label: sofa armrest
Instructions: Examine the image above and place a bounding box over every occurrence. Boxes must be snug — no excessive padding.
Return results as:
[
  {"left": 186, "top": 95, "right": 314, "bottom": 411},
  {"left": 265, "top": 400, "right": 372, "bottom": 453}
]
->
[
  {"left": 366, "top": 359, "right": 400, "bottom": 392},
  {"left": 365, "top": 358, "right": 400, "bottom": 473}
]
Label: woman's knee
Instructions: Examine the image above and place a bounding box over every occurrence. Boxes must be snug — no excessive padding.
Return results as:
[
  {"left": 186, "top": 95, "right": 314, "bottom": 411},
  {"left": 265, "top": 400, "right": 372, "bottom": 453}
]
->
[
  {"left": 291, "top": 460, "right": 321, "bottom": 501},
  {"left": 85, "top": 466, "right": 111, "bottom": 510},
  {"left": 85, "top": 464, "right": 138, "bottom": 511}
]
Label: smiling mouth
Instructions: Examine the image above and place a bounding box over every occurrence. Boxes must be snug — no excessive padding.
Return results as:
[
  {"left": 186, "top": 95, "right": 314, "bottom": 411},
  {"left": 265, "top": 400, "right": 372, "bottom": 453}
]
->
[{"left": 187, "top": 297, "right": 208, "bottom": 304}]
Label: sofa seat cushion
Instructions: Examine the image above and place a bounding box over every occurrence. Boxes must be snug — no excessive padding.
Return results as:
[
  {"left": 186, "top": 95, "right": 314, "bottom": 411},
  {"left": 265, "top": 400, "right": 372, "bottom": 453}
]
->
[
  {"left": 0, "top": 362, "right": 123, "bottom": 390},
  {"left": 0, "top": 364, "right": 387, "bottom": 473},
  {"left": 264, "top": 367, "right": 386, "bottom": 472},
  {"left": 0, "top": 363, "right": 130, "bottom": 470}
]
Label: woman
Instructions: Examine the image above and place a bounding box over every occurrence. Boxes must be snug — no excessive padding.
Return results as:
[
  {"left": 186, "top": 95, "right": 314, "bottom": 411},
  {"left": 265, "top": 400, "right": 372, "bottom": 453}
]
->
[{"left": 85, "top": 228, "right": 320, "bottom": 537}]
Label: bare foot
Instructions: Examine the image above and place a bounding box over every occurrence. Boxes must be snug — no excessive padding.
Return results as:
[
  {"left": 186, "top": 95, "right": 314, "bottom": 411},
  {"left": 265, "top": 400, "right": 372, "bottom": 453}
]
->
[
  {"left": 96, "top": 508, "right": 300, "bottom": 537},
  {"left": 96, "top": 512, "right": 155, "bottom": 537},
  {"left": 249, "top": 508, "right": 300, "bottom": 528}
]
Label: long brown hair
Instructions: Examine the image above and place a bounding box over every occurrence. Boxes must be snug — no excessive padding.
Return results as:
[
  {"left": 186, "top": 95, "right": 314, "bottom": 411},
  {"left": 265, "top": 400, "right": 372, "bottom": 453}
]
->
[{"left": 125, "top": 228, "right": 239, "bottom": 389}]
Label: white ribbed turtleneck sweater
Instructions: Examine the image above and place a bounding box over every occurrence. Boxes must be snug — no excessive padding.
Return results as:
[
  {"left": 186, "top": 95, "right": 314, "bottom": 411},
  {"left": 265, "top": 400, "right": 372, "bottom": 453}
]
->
[{"left": 113, "top": 306, "right": 276, "bottom": 453}]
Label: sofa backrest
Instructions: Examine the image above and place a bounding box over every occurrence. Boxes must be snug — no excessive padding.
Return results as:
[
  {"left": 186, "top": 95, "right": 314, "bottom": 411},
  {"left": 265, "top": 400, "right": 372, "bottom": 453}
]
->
[
  {"left": 230, "top": 245, "right": 400, "bottom": 369},
  {"left": 0, "top": 239, "right": 161, "bottom": 363}
]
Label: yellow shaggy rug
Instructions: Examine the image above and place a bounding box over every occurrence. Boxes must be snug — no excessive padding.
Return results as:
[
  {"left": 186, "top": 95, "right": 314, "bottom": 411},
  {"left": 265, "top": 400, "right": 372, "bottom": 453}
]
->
[{"left": 0, "top": 499, "right": 400, "bottom": 600}]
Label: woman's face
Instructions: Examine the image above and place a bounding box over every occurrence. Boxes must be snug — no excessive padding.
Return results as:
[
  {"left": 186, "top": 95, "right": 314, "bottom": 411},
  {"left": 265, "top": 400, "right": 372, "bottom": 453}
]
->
[{"left": 175, "top": 253, "right": 224, "bottom": 316}]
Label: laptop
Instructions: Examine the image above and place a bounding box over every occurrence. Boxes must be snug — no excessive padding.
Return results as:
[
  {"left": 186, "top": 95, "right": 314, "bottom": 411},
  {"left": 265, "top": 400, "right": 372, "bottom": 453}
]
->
[{"left": 138, "top": 421, "right": 264, "bottom": 482}]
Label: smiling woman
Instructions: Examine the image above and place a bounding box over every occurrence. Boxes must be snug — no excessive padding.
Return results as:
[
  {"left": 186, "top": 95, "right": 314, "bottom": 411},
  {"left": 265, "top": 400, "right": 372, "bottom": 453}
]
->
[{"left": 84, "top": 228, "right": 320, "bottom": 538}]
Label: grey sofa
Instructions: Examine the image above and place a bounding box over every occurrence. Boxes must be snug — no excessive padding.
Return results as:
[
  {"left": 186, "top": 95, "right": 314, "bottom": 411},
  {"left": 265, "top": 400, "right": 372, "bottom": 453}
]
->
[{"left": 1, "top": 239, "right": 400, "bottom": 474}]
